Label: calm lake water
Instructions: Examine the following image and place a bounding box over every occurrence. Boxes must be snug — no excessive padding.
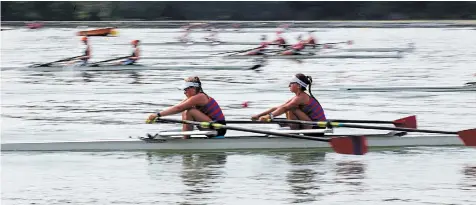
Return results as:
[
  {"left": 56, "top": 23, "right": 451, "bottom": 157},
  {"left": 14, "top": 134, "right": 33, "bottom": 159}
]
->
[{"left": 1, "top": 26, "right": 476, "bottom": 204}]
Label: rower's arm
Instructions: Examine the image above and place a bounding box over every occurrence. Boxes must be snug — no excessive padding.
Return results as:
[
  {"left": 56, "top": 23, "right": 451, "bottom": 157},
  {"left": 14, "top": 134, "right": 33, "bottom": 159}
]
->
[
  {"left": 270, "top": 97, "right": 301, "bottom": 117},
  {"left": 158, "top": 95, "right": 206, "bottom": 117},
  {"left": 254, "top": 107, "right": 278, "bottom": 117},
  {"left": 254, "top": 99, "right": 291, "bottom": 117},
  {"left": 130, "top": 49, "right": 140, "bottom": 60}
]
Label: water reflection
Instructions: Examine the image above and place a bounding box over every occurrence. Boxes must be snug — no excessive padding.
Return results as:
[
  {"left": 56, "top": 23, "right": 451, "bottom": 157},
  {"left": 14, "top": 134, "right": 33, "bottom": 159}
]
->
[
  {"left": 461, "top": 165, "right": 476, "bottom": 190},
  {"left": 285, "top": 152, "right": 326, "bottom": 204},
  {"left": 80, "top": 72, "right": 94, "bottom": 83},
  {"left": 145, "top": 152, "right": 227, "bottom": 205},
  {"left": 333, "top": 161, "right": 366, "bottom": 187},
  {"left": 128, "top": 71, "right": 142, "bottom": 84}
]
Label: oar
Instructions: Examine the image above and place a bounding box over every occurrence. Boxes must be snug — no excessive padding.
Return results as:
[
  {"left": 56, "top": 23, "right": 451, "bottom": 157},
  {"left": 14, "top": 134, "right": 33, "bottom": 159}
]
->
[
  {"left": 212, "top": 46, "right": 262, "bottom": 56},
  {"left": 270, "top": 40, "right": 353, "bottom": 49},
  {"left": 323, "top": 40, "right": 353, "bottom": 46},
  {"left": 88, "top": 56, "right": 130, "bottom": 67},
  {"left": 30, "top": 55, "right": 83, "bottom": 67},
  {"left": 148, "top": 117, "right": 368, "bottom": 155},
  {"left": 268, "top": 119, "right": 476, "bottom": 147},
  {"left": 225, "top": 115, "right": 417, "bottom": 129}
]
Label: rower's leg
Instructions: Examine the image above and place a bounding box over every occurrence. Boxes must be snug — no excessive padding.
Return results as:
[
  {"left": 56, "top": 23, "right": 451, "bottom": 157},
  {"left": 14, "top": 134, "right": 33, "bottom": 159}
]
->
[
  {"left": 289, "top": 109, "right": 314, "bottom": 129},
  {"left": 182, "top": 108, "right": 212, "bottom": 139},
  {"left": 182, "top": 110, "right": 194, "bottom": 139}
]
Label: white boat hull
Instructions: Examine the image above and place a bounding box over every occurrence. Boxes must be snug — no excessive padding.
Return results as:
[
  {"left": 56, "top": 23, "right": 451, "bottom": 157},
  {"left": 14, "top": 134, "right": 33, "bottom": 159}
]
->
[
  {"left": 5, "top": 64, "right": 259, "bottom": 72},
  {"left": 1, "top": 135, "right": 464, "bottom": 152}
]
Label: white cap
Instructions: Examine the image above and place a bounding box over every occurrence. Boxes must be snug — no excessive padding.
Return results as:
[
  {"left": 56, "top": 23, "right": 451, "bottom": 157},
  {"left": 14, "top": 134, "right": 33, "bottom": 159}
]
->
[
  {"left": 180, "top": 82, "right": 200, "bottom": 90},
  {"left": 290, "top": 76, "right": 308, "bottom": 88}
]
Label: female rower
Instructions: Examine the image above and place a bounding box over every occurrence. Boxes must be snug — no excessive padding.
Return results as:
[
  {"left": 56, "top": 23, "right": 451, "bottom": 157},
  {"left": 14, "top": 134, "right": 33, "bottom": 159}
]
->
[
  {"left": 270, "top": 31, "right": 287, "bottom": 48},
  {"left": 146, "top": 77, "right": 227, "bottom": 139},
  {"left": 251, "top": 73, "right": 327, "bottom": 134}
]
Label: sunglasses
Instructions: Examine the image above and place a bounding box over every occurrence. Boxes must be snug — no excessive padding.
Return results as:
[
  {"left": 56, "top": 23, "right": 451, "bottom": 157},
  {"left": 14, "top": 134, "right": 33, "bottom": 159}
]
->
[{"left": 183, "top": 86, "right": 195, "bottom": 91}]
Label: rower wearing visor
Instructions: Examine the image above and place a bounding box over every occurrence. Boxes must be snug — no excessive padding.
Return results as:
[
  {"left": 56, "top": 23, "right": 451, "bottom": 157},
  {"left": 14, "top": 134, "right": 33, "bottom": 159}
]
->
[
  {"left": 251, "top": 73, "right": 327, "bottom": 136},
  {"left": 146, "top": 77, "right": 227, "bottom": 139},
  {"left": 246, "top": 35, "right": 269, "bottom": 55}
]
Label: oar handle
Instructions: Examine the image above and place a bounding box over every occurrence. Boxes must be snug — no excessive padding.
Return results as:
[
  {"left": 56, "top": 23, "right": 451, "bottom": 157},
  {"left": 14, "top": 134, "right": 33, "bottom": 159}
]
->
[
  {"left": 273, "top": 119, "right": 456, "bottom": 135},
  {"left": 89, "top": 56, "right": 130, "bottom": 65},
  {"left": 273, "top": 118, "right": 395, "bottom": 124},
  {"left": 153, "top": 118, "right": 330, "bottom": 142},
  {"left": 337, "top": 123, "right": 457, "bottom": 135}
]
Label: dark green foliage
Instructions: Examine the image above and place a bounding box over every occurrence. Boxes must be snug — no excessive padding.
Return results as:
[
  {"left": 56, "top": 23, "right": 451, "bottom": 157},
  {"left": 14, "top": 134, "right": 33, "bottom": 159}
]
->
[{"left": 1, "top": 1, "right": 475, "bottom": 21}]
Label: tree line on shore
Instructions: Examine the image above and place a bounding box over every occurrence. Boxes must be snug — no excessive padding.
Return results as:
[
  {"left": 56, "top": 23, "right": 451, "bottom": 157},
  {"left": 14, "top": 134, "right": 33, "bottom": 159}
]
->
[{"left": 2, "top": 1, "right": 476, "bottom": 21}]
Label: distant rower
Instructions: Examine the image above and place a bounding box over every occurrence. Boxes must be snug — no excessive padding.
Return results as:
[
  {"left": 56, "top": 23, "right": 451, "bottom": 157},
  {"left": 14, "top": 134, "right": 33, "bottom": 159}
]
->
[
  {"left": 270, "top": 31, "right": 287, "bottom": 48},
  {"left": 75, "top": 36, "right": 91, "bottom": 66},
  {"left": 119, "top": 40, "right": 140, "bottom": 65},
  {"left": 303, "top": 31, "right": 317, "bottom": 48},
  {"left": 246, "top": 35, "right": 270, "bottom": 55},
  {"left": 178, "top": 29, "right": 191, "bottom": 42},
  {"left": 281, "top": 35, "right": 305, "bottom": 55}
]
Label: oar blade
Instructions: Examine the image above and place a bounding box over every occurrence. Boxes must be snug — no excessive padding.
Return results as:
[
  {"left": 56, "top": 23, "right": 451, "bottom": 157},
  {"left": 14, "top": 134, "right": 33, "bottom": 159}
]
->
[
  {"left": 458, "top": 129, "right": 476, "bottom": 146},
  {"left": 393, "top": 115, "right": 417, "bottom": 129},
  {"left": 329, "top": 136, "right": 368, "bottom": 155}
]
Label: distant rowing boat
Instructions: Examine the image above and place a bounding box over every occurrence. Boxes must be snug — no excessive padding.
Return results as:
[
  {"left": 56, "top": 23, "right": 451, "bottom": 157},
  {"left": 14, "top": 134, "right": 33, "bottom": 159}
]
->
[
  {"left": 150, "top": 28, "right": 325, "bottom": 33},
  {"left": 121, "top": 41, "right": 260, "bottom": 46},
  {"left": 341, "top": 83, "right": 476, "bottom": 92},
  {"left": 221, "top": 53, "right": 404, "bottom": 59},
  {"left": 197, "top": 46, "right": 414, "bottom": 54},
  {"left": 143, "top": 53, "right": 404, "bottom": 60},
  {"left": 3, "top": 64, "right": 262, "bottom": 72}
]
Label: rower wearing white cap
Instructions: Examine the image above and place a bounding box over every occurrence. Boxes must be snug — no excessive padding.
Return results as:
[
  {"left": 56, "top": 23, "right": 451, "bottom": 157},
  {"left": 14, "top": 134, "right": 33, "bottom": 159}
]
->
[
  {"left": 251, "top": 73, "right": 327, "bottom": 135},
  {"left": 146, "top": 76, "right": 227, "bottom": 139}
]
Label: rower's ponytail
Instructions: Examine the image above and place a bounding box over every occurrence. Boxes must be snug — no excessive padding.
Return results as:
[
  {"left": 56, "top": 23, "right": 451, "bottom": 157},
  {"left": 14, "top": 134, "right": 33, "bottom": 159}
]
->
[
  {"left": 194, "top": 76, "right": 204, "bottom": 93},
  {"left": 306, "top": 75, "right": 317, "bottom": 101},
  {"left": 296, "top": 73, "right": 320, "bottom": 104}
]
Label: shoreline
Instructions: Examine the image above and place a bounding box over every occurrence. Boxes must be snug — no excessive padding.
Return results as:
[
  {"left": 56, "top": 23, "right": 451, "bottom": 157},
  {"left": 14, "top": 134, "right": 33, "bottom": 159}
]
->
[{"left": 2, "top": 20, "right": 476, "bottom": 29}]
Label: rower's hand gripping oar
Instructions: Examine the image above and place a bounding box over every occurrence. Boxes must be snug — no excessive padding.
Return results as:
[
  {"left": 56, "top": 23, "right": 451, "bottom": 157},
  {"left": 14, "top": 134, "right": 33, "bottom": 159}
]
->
[
  {"left": 30, "top": 55, "right": 83, "bottom": 67},
  {"left": 268, "top": 119, "right": 476, "bottom": 147},
  {"left": 147, "top": 117, "right": 368, "bottom": 155},
  {"left": 88, "top": 55, "right": 131, "bottom": 67}
]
